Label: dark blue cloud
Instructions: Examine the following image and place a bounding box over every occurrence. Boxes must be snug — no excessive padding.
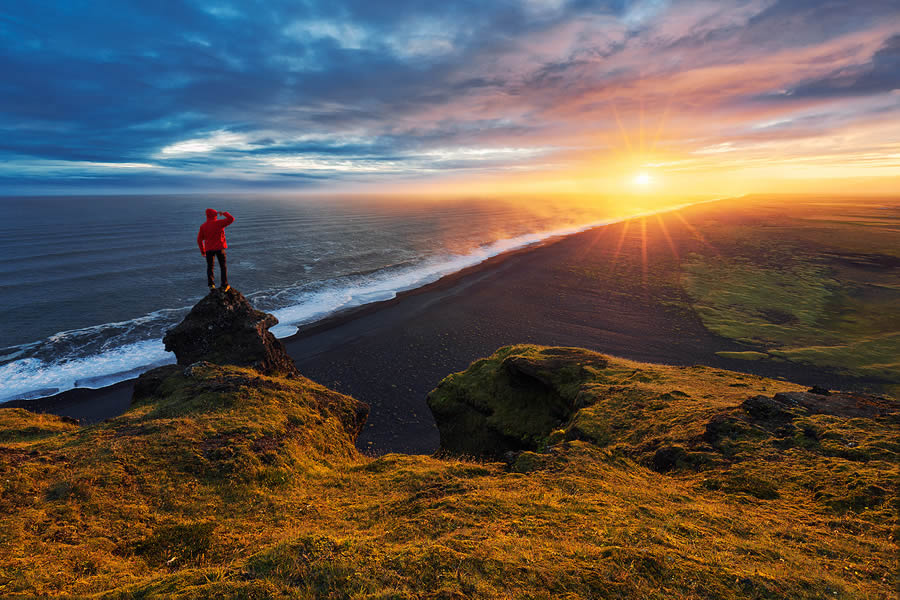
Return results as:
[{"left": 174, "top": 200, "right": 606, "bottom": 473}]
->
[
  {"left": 787, "top": 34, "right": 900, "bottom": 98},
  {"left": 0, "top": 0, "right": 897, "bottom": 192},
  {"left": 744, "top": 0, "right": 891, "bottom": 44},
  {"left": 1, "top": 2, "right": 540, "bottom": 161}
]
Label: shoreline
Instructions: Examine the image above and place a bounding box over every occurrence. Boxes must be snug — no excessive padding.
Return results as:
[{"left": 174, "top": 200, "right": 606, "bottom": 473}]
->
[
  {"left": 1, "top": 213, "right": 615, "bottom": 406},
  {"left": 0, "top": 203, "right": 671, "bottom": 407},
  {"left": 0, "top": 224, "right": 585, "bottom": 419},
  {"left": 4, "top": 196, "right": 891, "bottom": 454},
  {"left": 2, "top": 197, "right": 727, "bottom": 406}
]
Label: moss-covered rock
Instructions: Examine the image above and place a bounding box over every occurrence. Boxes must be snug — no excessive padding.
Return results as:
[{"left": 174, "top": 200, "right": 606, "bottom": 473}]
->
[
  {"left": 429, "top": 345, "right": 898, "bottom": 515},
  {"left": 427, "top": 346, "right": 607, "bottom": 457}
]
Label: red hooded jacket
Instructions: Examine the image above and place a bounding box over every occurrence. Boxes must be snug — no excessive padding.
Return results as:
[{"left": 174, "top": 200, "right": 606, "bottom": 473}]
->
[{"left": 197, "top": 209, "right": 235, "bottom": 253}]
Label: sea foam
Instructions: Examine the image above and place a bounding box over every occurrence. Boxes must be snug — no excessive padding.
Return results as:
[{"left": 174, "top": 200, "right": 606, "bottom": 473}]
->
[
  {"left": 269, "top": 217, "right": 620, "bottom": 337},
  {"left": 0, "top": 339, "right": 174, "bottom": 403}
]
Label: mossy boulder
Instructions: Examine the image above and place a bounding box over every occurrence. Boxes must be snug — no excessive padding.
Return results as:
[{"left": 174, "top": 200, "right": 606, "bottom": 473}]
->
[{"left": 427, "top": 346, "right": 607, "bottom": 457}]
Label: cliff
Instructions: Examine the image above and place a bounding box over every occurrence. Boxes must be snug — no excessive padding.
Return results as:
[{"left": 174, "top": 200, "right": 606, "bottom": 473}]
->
[{"left": 0, "top": 291, "right": 896, "bottom": 599}]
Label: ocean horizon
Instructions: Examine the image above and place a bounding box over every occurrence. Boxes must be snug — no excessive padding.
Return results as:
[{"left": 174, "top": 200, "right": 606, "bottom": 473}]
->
[{"left": 0, "top": 193, "right": 648, "bottom": 403}]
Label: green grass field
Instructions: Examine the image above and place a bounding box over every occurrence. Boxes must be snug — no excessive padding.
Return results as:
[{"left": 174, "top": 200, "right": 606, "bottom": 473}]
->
[{"left": 679, "top": 197, "right": 900, "bottom": 385}]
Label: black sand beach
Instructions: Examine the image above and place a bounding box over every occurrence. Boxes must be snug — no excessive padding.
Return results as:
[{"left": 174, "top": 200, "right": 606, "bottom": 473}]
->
[{"left": 5, "top": 200, "right": 881, "bottom": 454}]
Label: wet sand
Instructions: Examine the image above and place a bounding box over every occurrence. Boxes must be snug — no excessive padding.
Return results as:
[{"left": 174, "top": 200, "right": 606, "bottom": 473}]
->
[{"left": 4, "top": 200, "right": 874, "bottom": 454}]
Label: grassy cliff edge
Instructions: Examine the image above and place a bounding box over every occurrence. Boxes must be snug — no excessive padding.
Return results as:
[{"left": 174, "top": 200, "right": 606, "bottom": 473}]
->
[{"left": 1, "top": 347, "right": 897, "bottom": 599}]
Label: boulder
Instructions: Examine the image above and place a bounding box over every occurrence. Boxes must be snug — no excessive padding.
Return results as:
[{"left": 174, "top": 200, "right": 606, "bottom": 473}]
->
[
  {"left": 163, "top": 288, "right": 298, "bottom": 377},
  {"left": 651, "top": 445, "right": 690, "bottom": 473},
  {"left": 741, "top": 395, "right": 792, "bottom": 421},
  {"left": 428, "top": 347, "right": 605, "bottom": 458}
]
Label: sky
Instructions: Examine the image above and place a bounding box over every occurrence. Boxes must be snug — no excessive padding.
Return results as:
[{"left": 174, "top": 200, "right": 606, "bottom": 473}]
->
[{"left": 1, "top": 0, "right": 899, "bottom": 198}]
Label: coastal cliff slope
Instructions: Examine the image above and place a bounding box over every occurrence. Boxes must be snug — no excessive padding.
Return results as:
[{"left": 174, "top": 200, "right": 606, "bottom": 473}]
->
[{"left": 0, "top": 291, "right": 896, "bottom": 599}]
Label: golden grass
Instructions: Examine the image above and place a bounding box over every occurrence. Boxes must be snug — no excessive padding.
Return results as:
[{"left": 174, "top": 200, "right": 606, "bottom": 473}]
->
[{"left": 0, "top": 348, "right": 896, "bottom": 598}]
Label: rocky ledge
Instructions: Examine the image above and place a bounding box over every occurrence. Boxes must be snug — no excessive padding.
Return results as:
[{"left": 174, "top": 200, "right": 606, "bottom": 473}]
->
[
  {"left": 163, "top": 287, "right": 299, "bottom": 377},
  {"left": 136, "top": 286, "right": 368, "bottom": 433},
  {"left": 428, "top": 345, "right": 898, "bottom": 498},
  {"left": 138, "top": 288, "right": 370, "bottom": 423}
]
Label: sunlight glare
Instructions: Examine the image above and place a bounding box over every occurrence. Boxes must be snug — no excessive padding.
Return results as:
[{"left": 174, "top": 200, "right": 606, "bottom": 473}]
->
[{"left": 633, "top": 172, "right": 652, "bottom": 186}]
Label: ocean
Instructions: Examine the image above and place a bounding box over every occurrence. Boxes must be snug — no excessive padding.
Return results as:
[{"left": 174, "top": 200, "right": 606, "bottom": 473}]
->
[{"left": 0, "top": 193, "right": 629, "bottom": 403}]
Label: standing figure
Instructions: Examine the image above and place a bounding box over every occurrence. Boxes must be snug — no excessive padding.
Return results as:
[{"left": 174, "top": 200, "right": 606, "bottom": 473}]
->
[{"left": 197, "top": 208, "right": 235, "bottom": 291}]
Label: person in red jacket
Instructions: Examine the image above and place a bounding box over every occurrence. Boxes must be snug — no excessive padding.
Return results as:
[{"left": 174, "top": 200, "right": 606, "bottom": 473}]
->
[{"left": 197, "top": 208, "right": 235, "bottom": 291}]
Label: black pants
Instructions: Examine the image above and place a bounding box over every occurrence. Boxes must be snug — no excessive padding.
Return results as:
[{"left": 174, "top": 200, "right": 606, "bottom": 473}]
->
[{"left": 205, "top": 249, "right": 227, "bottom": 287}]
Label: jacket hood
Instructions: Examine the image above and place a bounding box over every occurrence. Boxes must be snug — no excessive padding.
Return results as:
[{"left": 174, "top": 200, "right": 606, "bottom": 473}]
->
[{"left": 205, "top": 208, "right": 218, "bottom": 219}]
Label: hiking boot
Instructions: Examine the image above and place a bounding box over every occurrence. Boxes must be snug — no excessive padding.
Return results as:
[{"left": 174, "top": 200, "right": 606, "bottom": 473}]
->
[{"left": 209, "top": 285, "right": 216, "bottom": 290}]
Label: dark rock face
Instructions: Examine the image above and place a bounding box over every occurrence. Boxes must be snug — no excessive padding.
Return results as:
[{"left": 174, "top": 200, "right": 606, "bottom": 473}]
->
[
  {"left": 649, "top": 445, "right": 719, "bottom": 474},
  {"left": 163, "top": 288, "right": 299, "bottom": 377},
  {"left": 503, "top": 355, "right": 558, "bottom": 388},
  {"left": 702, "top": 389, "right": 899, "bottom": 457},
  {"left": 771, "top": 390, "right": 897, "bottom": 419},
  {"left": 132, "top": 365, "right": 182, "bottom": 402},
  {"left": 742, "top": 395, "right": 792, "bottom": 421},
  {"left": 651, "top": 446, "right": 690, "bottom": 473},
  {"left": 735, "top": 389, "right": 898, "bottom": 424}
]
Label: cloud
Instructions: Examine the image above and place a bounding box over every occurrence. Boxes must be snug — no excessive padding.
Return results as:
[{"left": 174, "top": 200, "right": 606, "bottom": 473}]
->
[
  {"left": 0, "top": 0, "right": 898, "bottom": 192},
  {"left": 159, "top": 131, "right": 255, "bottom": 155},
  {"left": 283, "top": 19, "right": 370, "bottom": 50},
  {"left": 622, "top": 0, "right": 669, "bottom": 28},
  {"left": 785, "top": 34, "right": 900, "bottom": 98}
]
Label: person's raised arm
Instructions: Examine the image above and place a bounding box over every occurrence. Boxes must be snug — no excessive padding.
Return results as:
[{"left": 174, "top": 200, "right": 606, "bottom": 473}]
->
[
  {"left": 197, "top": 227, "right": 206, "bottom": 254},
  {"left": 221, "top": 211, "right": 235, "bottom": 227}
]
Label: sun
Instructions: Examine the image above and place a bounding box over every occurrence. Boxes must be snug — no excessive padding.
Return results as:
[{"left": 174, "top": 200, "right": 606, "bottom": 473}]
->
[{"left": 632, "top": 172, "right": 652, "bottom": 186}]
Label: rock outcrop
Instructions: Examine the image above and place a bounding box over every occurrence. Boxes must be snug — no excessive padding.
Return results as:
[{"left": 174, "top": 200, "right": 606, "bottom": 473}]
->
[
  {"left": 768, "top": 389, "right": 897, "bottom": 419},
  {"left": 701, "top": 388, "right": 900, "bottom": 449},
  {"left": 427, "top": 346, "right": 607, "bottom": 457},
  {"left": 139, "top": 288, "right": 368, "bottom": 440},
  {"left": 163, "top": 287, "right": 299, "bottom": 377}
]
